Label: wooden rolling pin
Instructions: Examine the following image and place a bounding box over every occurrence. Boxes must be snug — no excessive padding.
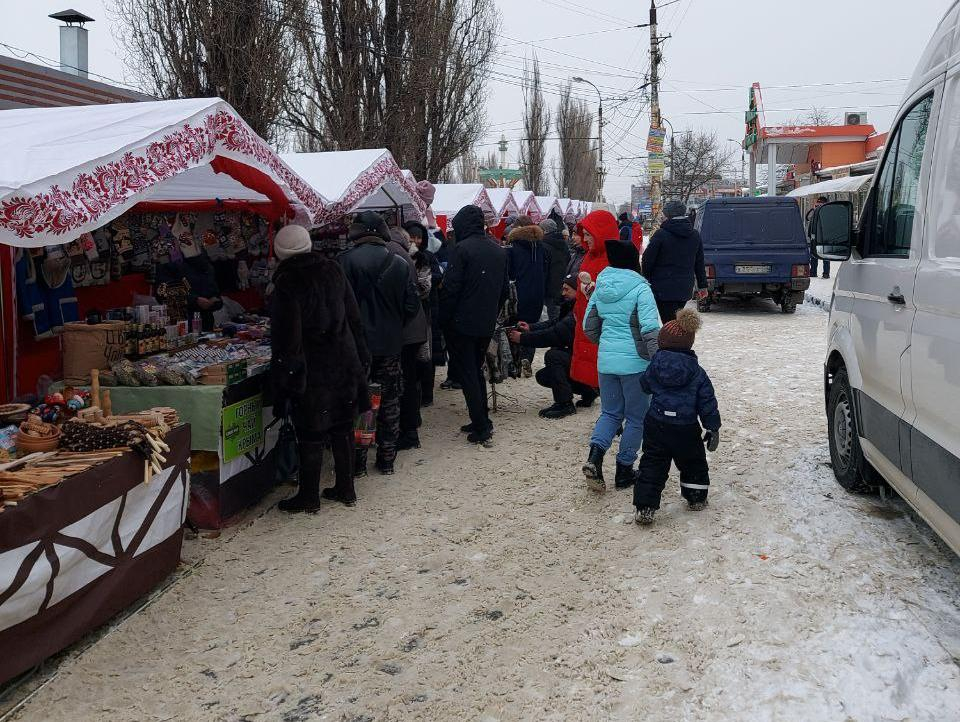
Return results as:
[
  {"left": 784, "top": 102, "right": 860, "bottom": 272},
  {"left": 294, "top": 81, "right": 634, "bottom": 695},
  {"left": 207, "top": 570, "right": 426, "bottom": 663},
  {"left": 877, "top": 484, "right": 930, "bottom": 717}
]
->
[
  {"left": 90, "top": 368, "right": 101, "bottom": 409},
  {"left": 101, "top": 389, "right": 112, "bottom": 418}
]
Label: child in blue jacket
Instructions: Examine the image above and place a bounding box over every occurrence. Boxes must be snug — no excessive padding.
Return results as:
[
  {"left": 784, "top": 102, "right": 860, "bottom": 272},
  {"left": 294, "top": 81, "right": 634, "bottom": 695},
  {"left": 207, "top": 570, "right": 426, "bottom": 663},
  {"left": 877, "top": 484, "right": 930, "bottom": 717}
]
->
[{"left": 634, "top": 308, "right": 721, "bottom": 524}]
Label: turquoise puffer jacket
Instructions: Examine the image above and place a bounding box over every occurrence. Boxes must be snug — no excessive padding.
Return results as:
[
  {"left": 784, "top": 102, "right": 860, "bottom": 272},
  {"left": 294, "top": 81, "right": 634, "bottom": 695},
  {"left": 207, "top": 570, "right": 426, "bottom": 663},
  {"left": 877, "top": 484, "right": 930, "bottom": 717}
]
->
[{"left": 582, "top": 267, "right": 661, "bottom": 376}]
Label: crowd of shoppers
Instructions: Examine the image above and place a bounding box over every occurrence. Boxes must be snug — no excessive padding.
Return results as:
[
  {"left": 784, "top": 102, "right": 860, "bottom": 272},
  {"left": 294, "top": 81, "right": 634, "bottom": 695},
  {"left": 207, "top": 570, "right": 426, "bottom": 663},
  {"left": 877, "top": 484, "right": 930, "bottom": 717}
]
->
[{"left": 270, "top": 201, "right": 719, "bottom": 526}]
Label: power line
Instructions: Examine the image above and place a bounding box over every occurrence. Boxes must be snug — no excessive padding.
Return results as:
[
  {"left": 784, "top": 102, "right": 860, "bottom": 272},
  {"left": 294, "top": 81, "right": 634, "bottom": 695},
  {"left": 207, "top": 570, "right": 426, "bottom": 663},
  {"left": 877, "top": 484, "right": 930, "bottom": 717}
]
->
[
  {"left": 0, "top": 41, "right": 148, "bottom": 95},
  {"left": 536, "top": 0, "right": 636, "bottom": 26}
]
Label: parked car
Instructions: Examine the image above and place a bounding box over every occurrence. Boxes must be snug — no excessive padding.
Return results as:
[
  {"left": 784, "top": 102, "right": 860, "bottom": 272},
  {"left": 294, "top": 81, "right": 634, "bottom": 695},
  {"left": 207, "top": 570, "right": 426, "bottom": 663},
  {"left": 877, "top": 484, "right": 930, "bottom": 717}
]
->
[
  {"left": 811, "top": 1, "right": 960, "bottom": 555},
  {"left": 695, "top": 197, "right": 811, "bottom": 313}
]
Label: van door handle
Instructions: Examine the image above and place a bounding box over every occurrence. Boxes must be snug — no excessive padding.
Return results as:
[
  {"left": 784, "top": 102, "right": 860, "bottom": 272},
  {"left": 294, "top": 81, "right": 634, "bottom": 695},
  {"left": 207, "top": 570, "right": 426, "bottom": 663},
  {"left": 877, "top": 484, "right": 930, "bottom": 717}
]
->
[{"left": 887, "top": 290, "right": 906, "bottom": 305}]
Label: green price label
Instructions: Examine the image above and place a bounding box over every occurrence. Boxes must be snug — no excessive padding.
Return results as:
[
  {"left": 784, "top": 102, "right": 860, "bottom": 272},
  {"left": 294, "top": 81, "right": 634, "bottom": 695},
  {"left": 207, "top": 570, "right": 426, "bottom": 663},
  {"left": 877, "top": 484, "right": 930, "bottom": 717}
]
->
[{"left": 222, "top": 393, "right": 264, "bottom": 462}]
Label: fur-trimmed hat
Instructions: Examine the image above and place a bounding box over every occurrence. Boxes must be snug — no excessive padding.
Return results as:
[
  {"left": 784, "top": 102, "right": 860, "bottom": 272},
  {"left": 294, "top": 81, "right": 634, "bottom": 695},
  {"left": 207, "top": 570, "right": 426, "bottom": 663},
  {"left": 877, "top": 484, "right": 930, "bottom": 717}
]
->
[
  {"left": 509, "top": 224, "right": 544, "bottom": 243},
  {"left": 658, "top": 307, "right": 702, "bottom": 350}
]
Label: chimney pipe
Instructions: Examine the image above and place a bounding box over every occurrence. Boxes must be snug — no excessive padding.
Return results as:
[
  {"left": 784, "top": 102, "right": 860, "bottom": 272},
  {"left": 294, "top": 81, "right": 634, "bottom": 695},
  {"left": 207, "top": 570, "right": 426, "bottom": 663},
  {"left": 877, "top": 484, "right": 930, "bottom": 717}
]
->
[{"left": 49, "top": 10, "right": 95, "bottom": 79}]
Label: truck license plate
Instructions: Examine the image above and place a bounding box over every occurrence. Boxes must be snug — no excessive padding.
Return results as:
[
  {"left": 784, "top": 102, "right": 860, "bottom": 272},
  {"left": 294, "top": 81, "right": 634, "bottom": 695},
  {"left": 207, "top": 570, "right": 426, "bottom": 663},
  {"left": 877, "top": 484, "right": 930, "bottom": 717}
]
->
[{"left": 735, "top": 264, "right": 771, "bottom": 274}]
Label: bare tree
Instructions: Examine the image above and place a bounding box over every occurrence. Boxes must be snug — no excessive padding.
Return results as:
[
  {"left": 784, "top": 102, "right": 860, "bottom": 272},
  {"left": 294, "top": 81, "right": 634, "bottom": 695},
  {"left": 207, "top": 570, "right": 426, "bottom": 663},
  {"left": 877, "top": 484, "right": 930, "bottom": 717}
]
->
[
  {"left": 555, "top": 83, "right": 598, "bottom": 201},
  {"left": 285, "top": 0, "right": 499, "bottom": 179},
  {"left": 664, "top": 130, "right": 734, "bottom": 204},
  {"left": 519, "top": 56, "right": 551, "bottom": 195},
  {"left": 112, "top": 0, "right": 297, "bottom": 143},
  {"left": 791, "top": 106, "right": 841, "bottom": 126},
  {"left": 455, "top": 151, "right": 480, "bottom": 183}
]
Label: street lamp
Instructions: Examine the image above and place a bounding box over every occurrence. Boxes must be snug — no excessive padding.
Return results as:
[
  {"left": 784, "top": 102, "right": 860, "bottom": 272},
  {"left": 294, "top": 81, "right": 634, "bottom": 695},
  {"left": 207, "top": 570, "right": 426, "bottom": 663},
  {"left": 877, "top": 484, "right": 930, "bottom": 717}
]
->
[
  {"left": 573, "top": 76, "right": 604, "bottom": 203},
  {"left": 727, "top": 138, "right": 746, "bottom": 196}
]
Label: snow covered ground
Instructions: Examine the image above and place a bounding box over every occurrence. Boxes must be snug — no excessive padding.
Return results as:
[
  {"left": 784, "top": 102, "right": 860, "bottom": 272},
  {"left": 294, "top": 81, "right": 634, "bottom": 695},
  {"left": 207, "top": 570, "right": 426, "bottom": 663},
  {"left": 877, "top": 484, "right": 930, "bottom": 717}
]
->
[{"left": 9, "top": 296, "right": 960, "bottom": 722}]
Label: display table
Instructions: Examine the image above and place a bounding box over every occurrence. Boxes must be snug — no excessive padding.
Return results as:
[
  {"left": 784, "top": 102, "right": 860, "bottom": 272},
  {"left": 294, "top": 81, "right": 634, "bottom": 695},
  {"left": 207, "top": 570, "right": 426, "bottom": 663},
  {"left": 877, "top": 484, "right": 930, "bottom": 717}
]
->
[
  {"left": 0, "top": 424, "right": 191, "bottom": 685},
  {"left": 57, "top": 374, "right": 280, "bottom": 529}
]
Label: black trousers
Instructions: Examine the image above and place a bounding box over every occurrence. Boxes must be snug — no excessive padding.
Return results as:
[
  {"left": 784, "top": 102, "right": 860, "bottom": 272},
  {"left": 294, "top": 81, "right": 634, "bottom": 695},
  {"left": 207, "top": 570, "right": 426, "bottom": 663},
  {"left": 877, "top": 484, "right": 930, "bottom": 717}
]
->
[
  {"left": 446, "top": 329, "right": 492, "bottom": 432},
  {"left": 297, "top": 421, "right": 355, "bottom": 500},
  {"left": 399, "top": 343, "right": 422, "bottom": 441},
  {"left": 370, "top": 354, "right": 402, "bottom": 464},
  {"left": 656, "top": 300, "right": 688, "bottom": 323},
  {"left": 418, "top": 358, "right": 435, "bottom": 405},
  {"left": 535, "top": 348, "right": 595, "bottom": 404},
  {"left": 634, "top": 417, "right": 710, "bottom": 509}
]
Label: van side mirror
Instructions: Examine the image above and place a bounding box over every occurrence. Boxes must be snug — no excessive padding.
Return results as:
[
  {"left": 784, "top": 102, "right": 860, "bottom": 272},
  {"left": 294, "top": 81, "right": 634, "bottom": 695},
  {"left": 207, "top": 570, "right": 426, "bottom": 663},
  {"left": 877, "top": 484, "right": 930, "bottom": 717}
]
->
[{"left": 813, "top": 201, "right": 854, "bottom": 261}]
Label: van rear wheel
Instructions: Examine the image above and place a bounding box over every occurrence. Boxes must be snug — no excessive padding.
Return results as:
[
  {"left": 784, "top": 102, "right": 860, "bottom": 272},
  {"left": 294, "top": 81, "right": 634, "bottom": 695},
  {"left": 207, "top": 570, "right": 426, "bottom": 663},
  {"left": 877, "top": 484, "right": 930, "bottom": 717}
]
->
[{"left": 827, "top": 367, "right": 876, "bottom": 494}]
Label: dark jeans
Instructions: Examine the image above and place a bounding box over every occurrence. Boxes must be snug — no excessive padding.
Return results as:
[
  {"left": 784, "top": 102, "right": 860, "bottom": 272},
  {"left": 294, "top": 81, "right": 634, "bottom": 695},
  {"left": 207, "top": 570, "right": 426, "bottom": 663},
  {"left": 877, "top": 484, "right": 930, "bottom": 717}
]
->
[
  {"left": 656, "top": 300, "right": 687, "bottom": 323},
  {"left": 535, "top": 348, "right": 595, "bottom": 404},
  {"left": 810, "top": 257, "right": 831, "bottom": 277},
  {"left": 399, "top": 343, "right": 422, "bottom": 442},
  {"left": 634, "top": 417, "right": 710, "bottom": 510},
  {"left": 446, "top": 329, "right": 492, "bottom": 432},
  {"left": 519, "top": 344, "right": 536, "bottom": 364},
  {"left": 297, "top": 421, "right": 355, "bottom": 501},
  {"left": 370, "top": 354, "right": 402, "bottom": 464}
]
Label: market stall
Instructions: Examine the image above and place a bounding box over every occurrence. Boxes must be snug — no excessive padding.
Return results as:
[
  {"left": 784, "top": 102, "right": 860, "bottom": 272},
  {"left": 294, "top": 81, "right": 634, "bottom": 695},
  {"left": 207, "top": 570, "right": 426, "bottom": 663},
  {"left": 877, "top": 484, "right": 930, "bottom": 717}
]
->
[
  {"left": 787, "top": 175, "right": 873, "bottom": 225},
  {"left": 532, "top": 195, "right": 562, "bottom": 223},
  {"left": 431, "top": 183, "right": 495, "bottom": 233},
  {"left": 0, "top": 97, "right": 331, "bottom": 532},
  {"left": 281, "top": 149, "right": 426, "bottom": 227},
  {"left": 511, "top": 190, "right": 536, "bottom": 217}
]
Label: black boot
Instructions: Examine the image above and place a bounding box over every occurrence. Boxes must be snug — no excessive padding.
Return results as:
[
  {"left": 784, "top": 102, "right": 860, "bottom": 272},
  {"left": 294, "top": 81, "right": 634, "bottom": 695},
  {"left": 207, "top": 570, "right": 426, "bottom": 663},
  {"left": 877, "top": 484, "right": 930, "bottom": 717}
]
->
[
  {"left": 576, "top": 391, "right": 598, "bottom": 408},
  {"left": 542, "top": 402, "right": 576, "bottom": 419},
  {"left": 354, "top": 447, "right": 368, "bottom": 478},
  {"left": 279, "top": 442, "right": 322, "bottom": 513},
  {"left": 582, "top": 444, "right": 606, "bottom": 490},
  {"left": 397, "top": 434, "right": 421, "bottom": 451},
  {"left": 322, "top": 425, "right": 357, "bottom": 506},
  {"left": 615, "top": 463, "right": 636, "bottom": 489}
]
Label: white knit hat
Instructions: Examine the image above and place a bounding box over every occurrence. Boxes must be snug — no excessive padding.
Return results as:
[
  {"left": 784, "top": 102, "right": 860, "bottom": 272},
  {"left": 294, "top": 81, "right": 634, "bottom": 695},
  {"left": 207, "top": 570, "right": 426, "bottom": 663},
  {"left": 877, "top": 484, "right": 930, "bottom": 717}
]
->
[{"left": 274, "top": 224, "right": 312, "bottom": 260}]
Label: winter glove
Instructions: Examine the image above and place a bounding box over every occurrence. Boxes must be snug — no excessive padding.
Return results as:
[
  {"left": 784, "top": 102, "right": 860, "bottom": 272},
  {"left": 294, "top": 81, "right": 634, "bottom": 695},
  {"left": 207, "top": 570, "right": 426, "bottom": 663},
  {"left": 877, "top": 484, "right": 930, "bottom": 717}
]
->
[{"left": 703, "top": 428, "right": 720, "bottom": 452}]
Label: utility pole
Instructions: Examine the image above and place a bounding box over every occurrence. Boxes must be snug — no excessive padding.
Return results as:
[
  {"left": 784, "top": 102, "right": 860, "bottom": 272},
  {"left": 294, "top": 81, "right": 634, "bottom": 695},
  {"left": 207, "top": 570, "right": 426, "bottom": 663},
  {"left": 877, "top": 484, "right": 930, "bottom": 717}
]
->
[{"left": 649, "top": 1, "right": 662, "bottom": 222}]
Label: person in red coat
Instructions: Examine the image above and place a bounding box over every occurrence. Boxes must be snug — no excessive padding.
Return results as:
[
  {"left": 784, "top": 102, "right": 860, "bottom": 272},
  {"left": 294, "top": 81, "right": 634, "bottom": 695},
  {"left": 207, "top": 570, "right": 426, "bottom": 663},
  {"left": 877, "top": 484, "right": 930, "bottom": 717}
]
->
[{"left": 570, "top": 209, "right": 619, "bottom": 393}]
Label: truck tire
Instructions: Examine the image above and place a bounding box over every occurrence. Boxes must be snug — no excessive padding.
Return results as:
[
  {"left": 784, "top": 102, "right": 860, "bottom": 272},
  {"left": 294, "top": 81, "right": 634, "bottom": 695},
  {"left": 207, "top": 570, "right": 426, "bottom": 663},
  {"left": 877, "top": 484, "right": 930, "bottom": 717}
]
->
[
  {"left": 781, "top": 299, "right": 797, "bottom": 314},
  {"left": 827, "top": 367, "right": 876, "bottom": 494}
]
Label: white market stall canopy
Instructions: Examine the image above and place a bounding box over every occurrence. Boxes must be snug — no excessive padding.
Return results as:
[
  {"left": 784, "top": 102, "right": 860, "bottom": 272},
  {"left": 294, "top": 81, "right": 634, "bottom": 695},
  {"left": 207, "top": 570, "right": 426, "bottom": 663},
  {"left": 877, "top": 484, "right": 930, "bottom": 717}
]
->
[
  {"left": 431, "top": 183, "right": 494, "bottom": 218},
  {"left": 511, "top": 190, "right": 535, "bottom": 215},
  {"left": 281, "top": 149, "right": 426, "bottom": 225},
  {"left": 533, "top": 195, "right": 561, "bottom": 221},
  {"left": 0, "top": 97, "right": 326, "bottom": 248},
  {"left": 557, "top": 198, "right": 573, "bottom": 221},
  {"left": 787, "top": 175, "right": 873, "bottom": 197},
  {"left": 485, "top": 188, "right": 520, "bottom": 218}
]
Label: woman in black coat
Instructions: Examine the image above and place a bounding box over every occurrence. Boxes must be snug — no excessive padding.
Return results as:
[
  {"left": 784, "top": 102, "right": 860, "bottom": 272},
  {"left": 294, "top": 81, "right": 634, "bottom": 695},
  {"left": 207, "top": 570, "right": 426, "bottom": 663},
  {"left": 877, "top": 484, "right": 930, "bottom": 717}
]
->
[
  {"left": 404, "top": 221, "right": 442, "bottom": 407},
  {"left": 271, "top": 225, "right": 370, "bottom": 511}
]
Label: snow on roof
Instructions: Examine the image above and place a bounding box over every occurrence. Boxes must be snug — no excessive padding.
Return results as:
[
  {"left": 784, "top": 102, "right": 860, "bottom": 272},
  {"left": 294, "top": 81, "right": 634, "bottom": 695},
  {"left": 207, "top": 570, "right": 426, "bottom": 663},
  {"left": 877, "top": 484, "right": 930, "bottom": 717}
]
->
[
  {"left": 485, "top": 188, "right": 520, "bottom": 217},
  {"left": 787, "top": 175, "right": 873, "bottom": 197},
  {"left": 511, "top": 190, "right": 535, "bottom": 214},
  {"left": 0, "top": 97, "right": 326, "bottom": 247},
  {"left": 532, "top": 195, "right": 561, "bottom": 221},
  {"left": 281, "top": 149, "right": 425, "bottom": 225},
  {"left": 431, "top": 183, "right": 493, "bottom": 216}
]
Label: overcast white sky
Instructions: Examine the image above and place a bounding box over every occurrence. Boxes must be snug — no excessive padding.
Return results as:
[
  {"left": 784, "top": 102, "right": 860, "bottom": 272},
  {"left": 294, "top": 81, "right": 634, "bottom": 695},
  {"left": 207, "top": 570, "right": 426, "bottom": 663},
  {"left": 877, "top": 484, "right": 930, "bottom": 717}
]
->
[{"left": 5, "top": 0, "right": 952, "bottom": 202}]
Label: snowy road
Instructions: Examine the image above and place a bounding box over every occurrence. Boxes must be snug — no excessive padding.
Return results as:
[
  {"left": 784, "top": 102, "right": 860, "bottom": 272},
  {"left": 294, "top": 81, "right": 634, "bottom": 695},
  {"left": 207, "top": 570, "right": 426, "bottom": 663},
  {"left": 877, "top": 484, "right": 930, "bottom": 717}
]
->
[{"left": 11, "top": 298, "right": 960, "bottom": 722}]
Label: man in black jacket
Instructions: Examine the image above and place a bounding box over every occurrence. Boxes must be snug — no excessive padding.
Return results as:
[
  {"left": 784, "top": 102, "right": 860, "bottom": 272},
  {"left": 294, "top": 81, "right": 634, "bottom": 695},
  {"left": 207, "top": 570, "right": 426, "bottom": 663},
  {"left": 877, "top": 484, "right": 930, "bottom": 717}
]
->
[
  {"left": 539, "top": 219, "right": 570, "bottom": 321},
  {"left": 340, "top": 211, "right": 420, "bottom": 475},
  {"left": 641, "top": 201, "right": 708, "bottom": 322},
  {"left": 508, "top": 276, "right": 597, "bottom": 418},
  {"left": 439, "top": 205, "right": 509, "bottom": 444}
]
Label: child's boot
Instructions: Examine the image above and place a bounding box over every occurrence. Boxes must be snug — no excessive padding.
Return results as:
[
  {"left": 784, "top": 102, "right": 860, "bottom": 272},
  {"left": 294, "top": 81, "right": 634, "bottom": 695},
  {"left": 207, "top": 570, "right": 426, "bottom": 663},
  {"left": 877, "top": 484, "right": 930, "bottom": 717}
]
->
[
  {"left": 634, "top": 507, "right": 656, "bottom": 525},
  {"left": 688, "top": 500, "right": 708, "bottom": 511},
  {"left": 615, "top": 462, "right": 636, "bottom": 489},
  {"left": 582, "top": 445, "right": 606, "bottom": 491}
]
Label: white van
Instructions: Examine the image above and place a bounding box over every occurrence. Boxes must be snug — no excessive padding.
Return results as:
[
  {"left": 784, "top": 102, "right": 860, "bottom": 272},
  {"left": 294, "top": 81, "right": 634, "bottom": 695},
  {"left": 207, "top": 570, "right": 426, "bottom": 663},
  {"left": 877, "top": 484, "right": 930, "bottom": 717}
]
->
[{"left": 812, "top": 3, "right": 960, "bottom": 555}]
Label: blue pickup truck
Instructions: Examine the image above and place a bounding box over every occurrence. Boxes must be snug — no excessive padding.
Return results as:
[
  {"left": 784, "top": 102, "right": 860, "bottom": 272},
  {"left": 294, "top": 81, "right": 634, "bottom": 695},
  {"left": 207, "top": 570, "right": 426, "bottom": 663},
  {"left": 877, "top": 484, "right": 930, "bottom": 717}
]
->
[{"left": 694, "top": 196, "right": 811, "bottom": 314}]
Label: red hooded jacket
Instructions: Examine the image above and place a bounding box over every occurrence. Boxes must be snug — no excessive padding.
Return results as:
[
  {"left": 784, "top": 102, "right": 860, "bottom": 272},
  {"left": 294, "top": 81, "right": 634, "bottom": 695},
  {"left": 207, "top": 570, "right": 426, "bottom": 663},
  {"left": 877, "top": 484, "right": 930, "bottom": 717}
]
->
[{"left": 570, "top": 209, "right": 619, "bottom": 388}]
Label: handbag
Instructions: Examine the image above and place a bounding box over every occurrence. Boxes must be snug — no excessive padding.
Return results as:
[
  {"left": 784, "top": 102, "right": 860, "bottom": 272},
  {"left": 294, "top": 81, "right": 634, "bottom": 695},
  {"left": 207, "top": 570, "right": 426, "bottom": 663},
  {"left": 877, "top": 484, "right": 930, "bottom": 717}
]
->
[{"left": 268, "top": 408, "right": 299, "bottom": 483}]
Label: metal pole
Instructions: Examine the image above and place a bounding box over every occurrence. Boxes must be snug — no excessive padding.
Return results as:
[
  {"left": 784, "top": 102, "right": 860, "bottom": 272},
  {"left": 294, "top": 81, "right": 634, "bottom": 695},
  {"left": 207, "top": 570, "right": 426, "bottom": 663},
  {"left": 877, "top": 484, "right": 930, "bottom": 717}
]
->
[
  {"left": 574, "top": 77, "right": 605, "bottom": 203},
  {"left": 767, "top": 143, "right": 778, "bottom": 196},
  {"left": 649, "top": 1, "right": 662, "bottom": 221}
]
